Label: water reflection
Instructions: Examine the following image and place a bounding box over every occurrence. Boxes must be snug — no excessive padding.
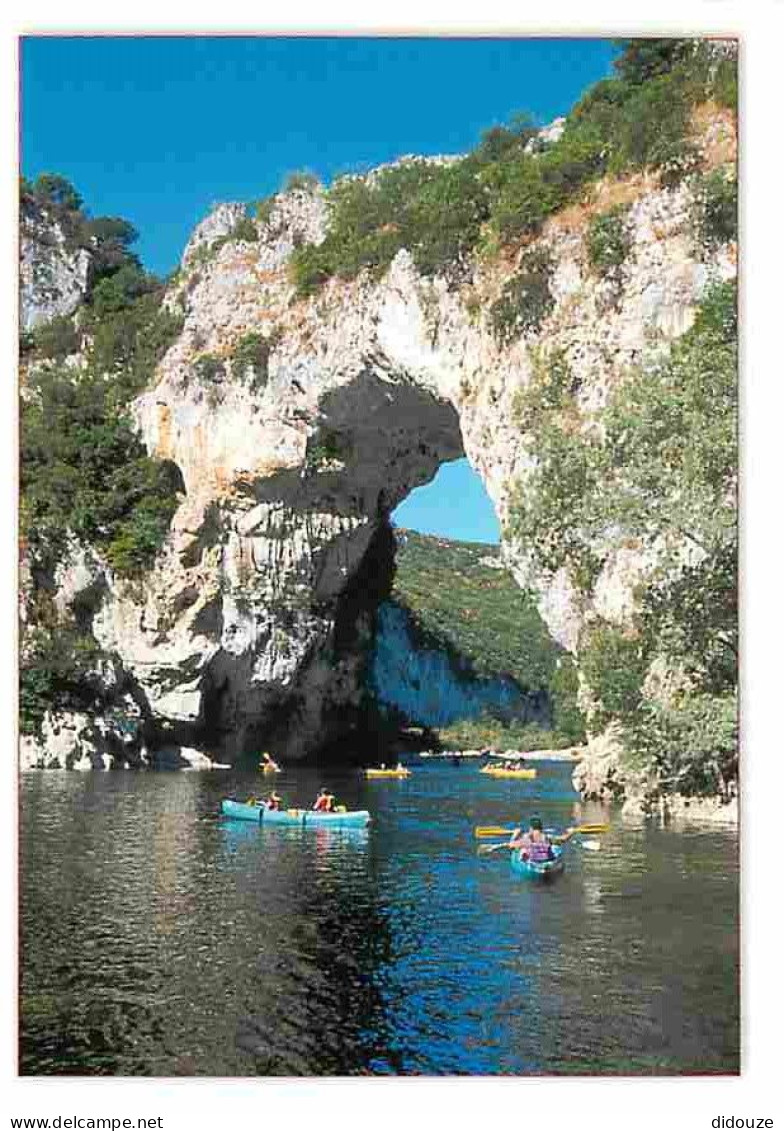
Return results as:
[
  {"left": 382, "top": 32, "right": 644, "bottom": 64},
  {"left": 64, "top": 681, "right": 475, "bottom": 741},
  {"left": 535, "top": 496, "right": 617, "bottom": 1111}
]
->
[{"left": 217, "top": 818, "right": 385, "bottom": 1074}]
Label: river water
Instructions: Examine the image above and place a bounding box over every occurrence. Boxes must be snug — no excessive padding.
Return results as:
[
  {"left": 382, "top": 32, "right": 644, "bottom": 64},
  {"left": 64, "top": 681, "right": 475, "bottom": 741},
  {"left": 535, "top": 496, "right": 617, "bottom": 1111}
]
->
[{"left": 19, "top": 761, "right": 739, "bottom": 1076}]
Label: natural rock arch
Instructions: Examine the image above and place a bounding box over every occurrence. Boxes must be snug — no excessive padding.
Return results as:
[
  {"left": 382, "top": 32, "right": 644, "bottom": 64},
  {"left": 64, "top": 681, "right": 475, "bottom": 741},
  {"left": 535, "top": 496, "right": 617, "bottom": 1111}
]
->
[{"left": 83, "top": 173, "right": 731, "bottom": 763}]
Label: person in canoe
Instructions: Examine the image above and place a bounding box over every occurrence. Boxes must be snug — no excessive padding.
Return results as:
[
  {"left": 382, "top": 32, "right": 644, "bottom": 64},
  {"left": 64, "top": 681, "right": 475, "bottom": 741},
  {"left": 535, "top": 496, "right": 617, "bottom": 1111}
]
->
[
  {"left": 260, "top": 752, "right": 280, "bottom": 772},
  {"left": 509, "top": 816, "right": 554, "bottom": 863},
  {"left": 313, "top": 788, "right": 336, "bottom": 813},
  {"left": 265, "top": 791, "right": 283, "bottom": 811}
]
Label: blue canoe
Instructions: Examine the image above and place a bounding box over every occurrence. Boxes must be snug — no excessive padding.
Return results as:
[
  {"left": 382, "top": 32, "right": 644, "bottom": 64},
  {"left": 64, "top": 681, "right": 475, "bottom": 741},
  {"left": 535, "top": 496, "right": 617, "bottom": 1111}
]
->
[
  {"left": 510, "top": 844, "right": 565, "bottom": 881},
  {"left": 221, "top": 799, "right": 370, "bottom": 828}
]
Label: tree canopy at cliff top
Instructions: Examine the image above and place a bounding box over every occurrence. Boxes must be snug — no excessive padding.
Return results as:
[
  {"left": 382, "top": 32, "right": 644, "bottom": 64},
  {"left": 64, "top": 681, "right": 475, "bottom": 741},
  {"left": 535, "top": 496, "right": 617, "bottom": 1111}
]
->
[{"left": 290, "top": 38, "right": 736, "bottom": 294}]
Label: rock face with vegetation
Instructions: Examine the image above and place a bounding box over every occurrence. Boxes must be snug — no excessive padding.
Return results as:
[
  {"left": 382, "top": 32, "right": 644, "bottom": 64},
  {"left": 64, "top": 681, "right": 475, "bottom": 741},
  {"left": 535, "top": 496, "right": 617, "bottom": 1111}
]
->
[
  {"left": 371, "top": 530, "right": 584, "bottom": 751},
  {"left": 20, "top": 40, "right": 738, "bottom": 809},
  {"left": 20, "top": 189, "right": 91, "bottom": 330}
]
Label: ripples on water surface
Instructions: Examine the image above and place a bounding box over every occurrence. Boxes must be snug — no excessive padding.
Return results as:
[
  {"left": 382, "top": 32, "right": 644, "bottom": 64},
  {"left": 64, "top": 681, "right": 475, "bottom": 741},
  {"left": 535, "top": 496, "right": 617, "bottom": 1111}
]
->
[{"left": 19, "top": 762, "right": 738, "bottom": 1075}]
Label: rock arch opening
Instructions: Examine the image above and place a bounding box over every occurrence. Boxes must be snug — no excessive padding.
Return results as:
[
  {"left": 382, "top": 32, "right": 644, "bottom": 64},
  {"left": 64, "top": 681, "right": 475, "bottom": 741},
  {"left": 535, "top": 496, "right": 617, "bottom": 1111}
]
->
[
  {"left": 391, "top": 457, "right": 501, "bottom": 545},
  {"left": 189, "top": 371, "right": 473, "bottom": 764},
  {"left": 130, "top": 350, "right": 569, "bottom": 767},
  {"left": 191, "top": 368, "right": 562, "bottom": 765},
  {"left": 365, "top": 458, "right": 556, "bottom": 758}
]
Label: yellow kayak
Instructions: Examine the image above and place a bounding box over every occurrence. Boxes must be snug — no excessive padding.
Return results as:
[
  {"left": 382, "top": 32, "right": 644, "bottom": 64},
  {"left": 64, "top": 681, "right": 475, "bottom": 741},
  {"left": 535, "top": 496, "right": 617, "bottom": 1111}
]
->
[
  {"left": 365, "top": 768, "right": 411, "bottom": 779},
  {"left": 260, "top": 763, "right": 281, "bottom": 774},
  {"left": 480, "top": 766, "right": 537, "bottom": 780}
]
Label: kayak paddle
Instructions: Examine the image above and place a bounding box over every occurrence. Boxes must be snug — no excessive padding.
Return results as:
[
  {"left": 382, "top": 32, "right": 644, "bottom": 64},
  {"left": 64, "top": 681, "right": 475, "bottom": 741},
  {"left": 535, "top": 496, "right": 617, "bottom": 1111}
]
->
[
  {"left": 552, "top": 824, "right": 610, "bottom": 844},
  {"left": 474, "top": 822, "right": 609, "bottom": 839},
  {"left": 479, "top": 836, "right": 602, "bottom": 856},
  {"left": 477, "top": 842, "right": 514, "bottom": 855}
]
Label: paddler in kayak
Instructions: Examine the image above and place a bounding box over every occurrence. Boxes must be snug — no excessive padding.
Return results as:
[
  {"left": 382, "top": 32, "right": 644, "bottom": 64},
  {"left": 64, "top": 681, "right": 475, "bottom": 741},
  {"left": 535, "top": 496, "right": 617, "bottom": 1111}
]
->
[
  {"left": 260, "top": 752, "right": 280, "bottom": 772},
  {"left": 509, "top": 815, "right": 554, "bottom": 863},
  {"left": 312, "top": 787, "right": 336, "bottom": 813},
  {"left": 265, "top": 790, "right": 283, "bottom": 811}
]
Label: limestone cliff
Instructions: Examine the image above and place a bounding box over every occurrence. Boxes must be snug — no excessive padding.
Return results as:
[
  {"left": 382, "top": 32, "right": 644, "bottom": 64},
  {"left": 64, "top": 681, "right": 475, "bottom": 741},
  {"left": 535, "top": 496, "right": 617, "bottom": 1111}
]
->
[
  {"left": 20, "top": 98, "right": 737, "bottom": 774},
  {"left": 20, "top": 197, "right": 91, "bottom": 331}
]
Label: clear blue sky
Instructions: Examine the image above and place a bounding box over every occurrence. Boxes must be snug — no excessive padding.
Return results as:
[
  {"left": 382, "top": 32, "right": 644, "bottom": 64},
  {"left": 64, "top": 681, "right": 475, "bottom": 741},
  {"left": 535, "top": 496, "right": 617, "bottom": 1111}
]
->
[
  {"left": 21, "top": 36, "right": 618, "bottom": 544},
  {"left": 392, "top": 460, "right": 502, "bottom": 544},
  {"left": 21, "top": 36, "right": 617, "bottom": 276}
]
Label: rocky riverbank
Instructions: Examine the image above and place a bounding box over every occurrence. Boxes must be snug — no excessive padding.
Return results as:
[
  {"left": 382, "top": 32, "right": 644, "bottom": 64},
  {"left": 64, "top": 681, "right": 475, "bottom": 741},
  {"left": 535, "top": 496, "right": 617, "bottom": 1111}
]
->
[
  {"left": 571, "top": 726, "right": 738, "bottom": 824},
  {"left": 18, "top": 709, "right": 230, "bottom": 771}
]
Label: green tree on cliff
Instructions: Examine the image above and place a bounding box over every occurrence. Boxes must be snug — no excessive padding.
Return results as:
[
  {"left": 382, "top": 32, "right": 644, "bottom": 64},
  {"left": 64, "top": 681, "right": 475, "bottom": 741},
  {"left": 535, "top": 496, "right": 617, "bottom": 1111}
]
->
[{"left": 508, "top": 281, "right": 737, "bottom": 794}]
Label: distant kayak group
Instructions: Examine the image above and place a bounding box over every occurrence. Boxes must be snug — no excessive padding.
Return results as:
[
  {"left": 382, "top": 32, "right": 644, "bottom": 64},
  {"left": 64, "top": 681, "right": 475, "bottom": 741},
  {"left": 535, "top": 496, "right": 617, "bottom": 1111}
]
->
[
  {"left": 221, "top": 752, "right": 604, "bottom": 880},
  {"left": 480, "top": 765, "right": 537, "bottom": 780}
]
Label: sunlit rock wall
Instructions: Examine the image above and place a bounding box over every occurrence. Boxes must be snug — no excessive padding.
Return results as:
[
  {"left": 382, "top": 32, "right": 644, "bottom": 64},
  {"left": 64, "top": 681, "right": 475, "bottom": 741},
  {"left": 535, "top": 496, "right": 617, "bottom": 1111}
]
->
[{"left": 24, "top": 106, "right": 737, "bottom": 765}]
